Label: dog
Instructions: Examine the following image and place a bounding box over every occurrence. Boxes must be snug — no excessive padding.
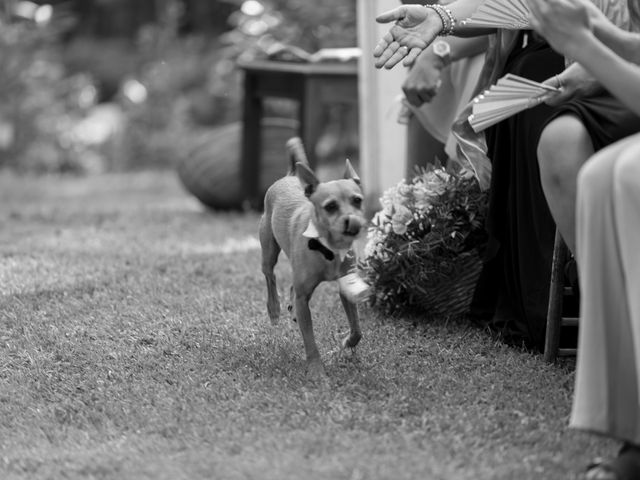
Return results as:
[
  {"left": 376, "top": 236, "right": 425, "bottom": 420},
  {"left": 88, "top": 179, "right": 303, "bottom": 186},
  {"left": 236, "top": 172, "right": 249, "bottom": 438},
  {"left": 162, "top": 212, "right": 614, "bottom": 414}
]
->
[{"left": 258, "top": 137, "right": 369, "bottom": 378}]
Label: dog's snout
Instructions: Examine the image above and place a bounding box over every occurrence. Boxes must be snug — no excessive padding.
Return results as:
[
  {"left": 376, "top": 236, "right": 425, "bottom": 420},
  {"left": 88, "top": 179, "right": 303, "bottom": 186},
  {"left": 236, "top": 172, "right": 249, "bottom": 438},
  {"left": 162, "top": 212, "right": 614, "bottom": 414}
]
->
[{"left": 344, "top": 216, "right": 364, "bottom": 236}]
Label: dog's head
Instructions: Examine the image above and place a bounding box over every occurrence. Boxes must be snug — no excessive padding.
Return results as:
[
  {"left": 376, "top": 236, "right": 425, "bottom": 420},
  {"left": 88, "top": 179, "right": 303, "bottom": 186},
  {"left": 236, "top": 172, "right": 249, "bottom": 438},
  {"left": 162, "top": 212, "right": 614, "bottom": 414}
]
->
[{"left": 297, "top": 160, "right": 366, "bottom": 251}]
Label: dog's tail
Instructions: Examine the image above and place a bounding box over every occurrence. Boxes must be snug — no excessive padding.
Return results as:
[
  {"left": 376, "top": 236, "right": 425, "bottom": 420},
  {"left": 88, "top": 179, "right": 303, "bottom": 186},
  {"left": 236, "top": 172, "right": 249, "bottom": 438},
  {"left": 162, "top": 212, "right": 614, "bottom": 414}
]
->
[{"left": 285, "top": 137, "right": 310, "bottom": 175}]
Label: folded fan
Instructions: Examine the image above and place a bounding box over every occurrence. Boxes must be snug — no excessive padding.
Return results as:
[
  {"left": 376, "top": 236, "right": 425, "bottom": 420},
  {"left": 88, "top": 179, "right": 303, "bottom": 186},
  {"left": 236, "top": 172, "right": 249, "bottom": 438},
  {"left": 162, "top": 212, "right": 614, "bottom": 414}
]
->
[
  {"left": 462, "top": 0, "right": 531, "bottom": 29},
  {"left": 468, "top": 74, "right": 559, "bottom": 132}
]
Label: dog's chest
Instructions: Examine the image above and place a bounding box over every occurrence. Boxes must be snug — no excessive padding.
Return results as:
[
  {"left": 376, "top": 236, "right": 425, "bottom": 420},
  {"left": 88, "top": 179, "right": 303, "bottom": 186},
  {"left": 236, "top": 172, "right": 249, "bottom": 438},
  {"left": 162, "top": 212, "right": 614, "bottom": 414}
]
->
[
  {"left": 288, "top": 239, "right": 344, "bottom": 279},
  {"left": 320, "top": 255, "right": 343, "bottom": 281}
]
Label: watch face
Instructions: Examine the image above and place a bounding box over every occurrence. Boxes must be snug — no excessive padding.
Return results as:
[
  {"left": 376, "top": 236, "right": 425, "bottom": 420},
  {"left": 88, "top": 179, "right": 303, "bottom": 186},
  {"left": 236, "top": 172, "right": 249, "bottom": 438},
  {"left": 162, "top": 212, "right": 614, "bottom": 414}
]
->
[{"left": 433, "top": 41, "right": 450, "bottom": 58}]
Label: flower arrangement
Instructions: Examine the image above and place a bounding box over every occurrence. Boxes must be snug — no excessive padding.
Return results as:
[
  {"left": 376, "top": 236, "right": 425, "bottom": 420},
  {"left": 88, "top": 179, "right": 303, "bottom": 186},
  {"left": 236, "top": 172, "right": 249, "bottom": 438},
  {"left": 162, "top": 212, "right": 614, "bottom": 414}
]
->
[{"left": 362, "top": 166, "right": 488, "bottom": 316}]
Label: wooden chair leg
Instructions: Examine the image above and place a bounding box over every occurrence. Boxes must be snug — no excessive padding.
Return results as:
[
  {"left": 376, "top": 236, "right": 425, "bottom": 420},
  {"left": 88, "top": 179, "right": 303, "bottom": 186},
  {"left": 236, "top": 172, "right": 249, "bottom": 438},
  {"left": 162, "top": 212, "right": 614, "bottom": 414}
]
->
[{"left": 544, "top": 230, "right": 570, "bottom": 363}]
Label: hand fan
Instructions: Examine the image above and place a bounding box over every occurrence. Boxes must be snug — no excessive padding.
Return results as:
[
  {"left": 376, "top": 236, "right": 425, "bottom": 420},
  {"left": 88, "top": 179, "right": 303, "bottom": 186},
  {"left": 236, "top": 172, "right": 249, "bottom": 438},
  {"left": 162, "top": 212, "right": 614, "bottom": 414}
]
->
[
  {"left": 462, "top": 0, "right": 531, "bottom": 29},
  {"left": 468, "top": 74, "right": 559, "bottom": 132}
]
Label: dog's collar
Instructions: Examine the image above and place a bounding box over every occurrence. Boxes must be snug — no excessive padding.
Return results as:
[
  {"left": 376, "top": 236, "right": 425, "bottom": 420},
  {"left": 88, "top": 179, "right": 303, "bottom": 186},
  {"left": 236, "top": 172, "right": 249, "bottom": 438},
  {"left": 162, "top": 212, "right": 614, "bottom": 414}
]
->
[
  {"left": 303, "top": 220, "right": 347, "bottom": 261},
  {"left": 307, "top": 238, "right": 335, "bottom": 261}
]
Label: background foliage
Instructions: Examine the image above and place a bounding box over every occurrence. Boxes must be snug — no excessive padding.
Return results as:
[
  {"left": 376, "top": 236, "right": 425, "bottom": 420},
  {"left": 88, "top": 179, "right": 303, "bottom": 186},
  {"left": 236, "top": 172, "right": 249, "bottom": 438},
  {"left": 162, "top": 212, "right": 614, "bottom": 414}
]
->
[{"left": 0, "top": 0, "right": 357, "bottom": 173}]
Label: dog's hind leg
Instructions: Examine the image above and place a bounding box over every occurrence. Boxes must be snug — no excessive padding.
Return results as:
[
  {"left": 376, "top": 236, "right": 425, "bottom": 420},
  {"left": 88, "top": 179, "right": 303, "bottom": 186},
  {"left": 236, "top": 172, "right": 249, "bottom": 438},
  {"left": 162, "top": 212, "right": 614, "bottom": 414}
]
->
[
  {"left": 339, "top": 293, "right": 362, "bottom": 349},
  {"left": 259, "top": 220, "right": 281, "bottom": 325}
]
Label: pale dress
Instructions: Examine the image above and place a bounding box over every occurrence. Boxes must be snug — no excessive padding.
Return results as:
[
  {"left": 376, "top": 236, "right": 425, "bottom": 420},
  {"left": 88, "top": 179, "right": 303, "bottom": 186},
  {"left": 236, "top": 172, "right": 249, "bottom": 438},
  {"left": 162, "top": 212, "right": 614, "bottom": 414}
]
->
[{"left": 572, "top": 132, "right": 640, "bottom": 444}]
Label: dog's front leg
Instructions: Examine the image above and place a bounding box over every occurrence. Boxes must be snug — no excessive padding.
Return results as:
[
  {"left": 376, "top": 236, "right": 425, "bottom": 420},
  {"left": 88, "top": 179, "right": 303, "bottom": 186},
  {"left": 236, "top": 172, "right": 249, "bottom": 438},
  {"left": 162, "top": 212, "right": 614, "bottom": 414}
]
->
[
  {"left": 294, "top": 289, "right": 325, "bottom": 378},
  {"left": 339, "top": 293, "right": 362, "bottom": 349},
  {"left": 337, "top": 253, "right": 363, "bottom": 349}
]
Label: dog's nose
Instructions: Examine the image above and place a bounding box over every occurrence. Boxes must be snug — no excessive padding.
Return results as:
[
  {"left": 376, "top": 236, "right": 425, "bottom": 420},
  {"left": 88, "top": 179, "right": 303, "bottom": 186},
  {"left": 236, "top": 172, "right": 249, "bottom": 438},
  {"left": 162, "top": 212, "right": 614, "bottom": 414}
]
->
[{"left": 344, "top": 216, "right": 363, "bottom": 236}]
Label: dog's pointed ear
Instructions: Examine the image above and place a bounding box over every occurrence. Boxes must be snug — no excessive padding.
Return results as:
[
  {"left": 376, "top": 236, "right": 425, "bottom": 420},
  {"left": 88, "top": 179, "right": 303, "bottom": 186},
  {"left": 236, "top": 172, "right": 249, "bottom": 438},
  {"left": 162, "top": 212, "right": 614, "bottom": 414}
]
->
[
  {"left": 296, "top": 162, "right": 319, "bottom": 197},
  {"left": 344, "top": 159, "right": 361, "bottom": 186}
]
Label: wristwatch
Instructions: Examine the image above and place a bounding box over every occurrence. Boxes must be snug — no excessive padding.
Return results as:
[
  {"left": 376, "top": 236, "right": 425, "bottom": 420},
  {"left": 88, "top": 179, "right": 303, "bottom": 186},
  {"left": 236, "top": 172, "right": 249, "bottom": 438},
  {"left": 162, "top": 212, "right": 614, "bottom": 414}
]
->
[{"left": 432, "top": 40, "right": 451, "bottom": 67}]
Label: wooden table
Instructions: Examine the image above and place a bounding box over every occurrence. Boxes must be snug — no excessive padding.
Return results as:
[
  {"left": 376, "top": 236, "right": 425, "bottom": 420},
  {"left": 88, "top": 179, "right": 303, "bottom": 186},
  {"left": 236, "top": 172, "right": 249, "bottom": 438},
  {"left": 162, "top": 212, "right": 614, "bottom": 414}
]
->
[{"left": 238, "top": 59, "right": 358, "bottom": 209}]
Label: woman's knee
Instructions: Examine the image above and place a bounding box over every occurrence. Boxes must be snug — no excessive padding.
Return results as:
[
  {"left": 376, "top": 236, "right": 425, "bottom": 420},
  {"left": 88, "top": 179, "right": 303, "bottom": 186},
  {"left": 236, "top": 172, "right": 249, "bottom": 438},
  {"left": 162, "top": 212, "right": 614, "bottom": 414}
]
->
[
  {"left": 612, "top": 139, "right": 640, "bottom": 194},
  {"left": 537, "top": 115, "right": 592, "bottom": 188},
  {"left": 579, "top": 134, "right": 640, "bottom": 193}
]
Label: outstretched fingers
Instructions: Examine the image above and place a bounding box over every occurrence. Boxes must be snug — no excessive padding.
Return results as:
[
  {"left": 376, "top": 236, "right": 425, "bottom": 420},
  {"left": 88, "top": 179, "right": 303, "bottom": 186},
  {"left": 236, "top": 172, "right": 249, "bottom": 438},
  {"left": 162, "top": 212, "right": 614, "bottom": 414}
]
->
[
  {"left": 373, "top": 31, "right": 394, "bottom": 58},
  {"left": 403, "top": 47, "right": 422, "bottom": 67},
  {"left": 374, "top": 41, "right": 404, "bottom": 69},
  {"left": 375, "top": 43, "right": 426, "bottom": 69},
  {"left": 374, "top": 25, "right": 428, "bottom": 69},
  {"left": 384, "top": 45, "right": 410, "bottom": 69}
]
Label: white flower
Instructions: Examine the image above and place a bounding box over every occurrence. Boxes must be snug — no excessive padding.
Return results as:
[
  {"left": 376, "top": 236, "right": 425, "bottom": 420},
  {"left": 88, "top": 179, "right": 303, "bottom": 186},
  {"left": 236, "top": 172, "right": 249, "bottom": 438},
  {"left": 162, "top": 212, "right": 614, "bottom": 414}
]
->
[
  {"left": 412, "top": 187, "right": 433, "bottom": 210},
  {"left": 364, "top": 229, "right": 385, "bottom": 258},
  {"left": 391, "top": 204, "right": 412, "bottom": 235},
  {"left": 380, "top": 180, "right": 409, "bottom": 209}
]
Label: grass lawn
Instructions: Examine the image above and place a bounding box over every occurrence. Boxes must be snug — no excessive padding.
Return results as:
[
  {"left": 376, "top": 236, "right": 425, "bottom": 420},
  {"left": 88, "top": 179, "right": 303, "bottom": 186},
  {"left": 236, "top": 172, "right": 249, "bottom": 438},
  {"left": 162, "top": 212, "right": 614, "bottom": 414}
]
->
[{"left": 0, "top": 170, "right": 615, "bottom": 480}]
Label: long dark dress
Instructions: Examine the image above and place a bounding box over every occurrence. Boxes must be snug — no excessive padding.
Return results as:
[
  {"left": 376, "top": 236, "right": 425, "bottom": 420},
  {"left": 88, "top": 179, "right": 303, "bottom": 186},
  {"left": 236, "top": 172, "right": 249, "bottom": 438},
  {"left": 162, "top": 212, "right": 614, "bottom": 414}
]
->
[{"left": 468, "top": 32, "right": 565, "bottom": 351}]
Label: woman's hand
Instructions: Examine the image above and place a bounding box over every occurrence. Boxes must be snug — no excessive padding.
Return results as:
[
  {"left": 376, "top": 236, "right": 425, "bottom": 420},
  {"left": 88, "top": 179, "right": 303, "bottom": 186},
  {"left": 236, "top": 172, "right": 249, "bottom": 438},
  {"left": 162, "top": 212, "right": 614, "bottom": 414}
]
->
[
  {"left": 541, "top": 63, "right": 604, "bottom": 106},
  {"left": 373, "top": 5, "right": 444, "bottom": 69},
  {"left": 402, "top": 48, "right": 446, "bottom": 105},
  {"left": 528, "top": 0, "right": 598, "bottom": 59}
]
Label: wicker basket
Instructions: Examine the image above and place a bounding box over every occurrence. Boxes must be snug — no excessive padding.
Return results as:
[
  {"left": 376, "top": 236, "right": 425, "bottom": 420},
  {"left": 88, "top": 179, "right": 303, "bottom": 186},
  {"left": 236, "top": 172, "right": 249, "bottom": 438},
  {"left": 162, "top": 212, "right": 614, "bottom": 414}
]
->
[
  {"left": 413, "top": 250, "right": 483, "bottom": 317},
  {"left": 177, "top": 118, "right": 298, "bottom": 210}
]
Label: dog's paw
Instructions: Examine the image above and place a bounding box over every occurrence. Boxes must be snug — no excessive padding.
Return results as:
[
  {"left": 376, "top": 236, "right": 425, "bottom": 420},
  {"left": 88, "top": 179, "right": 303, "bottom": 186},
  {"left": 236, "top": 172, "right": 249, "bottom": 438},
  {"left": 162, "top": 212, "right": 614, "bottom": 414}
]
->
[
  {"left": 329, "top": 343, "right": 360, "bottom": 366},
  {"left": 306, "top": 360, "right": 328, "bottom": 381},
  {"left": 341, "top": 332, "right": 362, "bottom": 349},
  {"left": 338, "top": 273, "right": 372, "bottom": 304}
]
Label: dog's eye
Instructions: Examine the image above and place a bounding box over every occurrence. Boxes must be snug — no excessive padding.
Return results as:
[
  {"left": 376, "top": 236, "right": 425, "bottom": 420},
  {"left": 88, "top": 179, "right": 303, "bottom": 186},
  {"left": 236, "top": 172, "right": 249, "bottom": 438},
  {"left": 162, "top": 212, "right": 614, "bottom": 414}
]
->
[
  {"left": 324, "top": 201, "right": 339, "bottom": 214},
  {"left": 352, "top": 196, "right": 363, "bottom": 208}
]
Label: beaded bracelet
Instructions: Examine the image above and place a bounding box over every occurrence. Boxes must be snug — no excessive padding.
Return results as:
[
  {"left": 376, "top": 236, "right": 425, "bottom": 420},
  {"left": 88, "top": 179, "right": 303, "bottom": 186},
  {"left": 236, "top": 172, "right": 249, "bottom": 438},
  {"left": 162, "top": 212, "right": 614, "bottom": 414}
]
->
[
  {"left": 439, "top": 4, "right": 457, "bottom": 35},
  {"left": 425, "top": 4, "right": 457, "bottom": 36}
]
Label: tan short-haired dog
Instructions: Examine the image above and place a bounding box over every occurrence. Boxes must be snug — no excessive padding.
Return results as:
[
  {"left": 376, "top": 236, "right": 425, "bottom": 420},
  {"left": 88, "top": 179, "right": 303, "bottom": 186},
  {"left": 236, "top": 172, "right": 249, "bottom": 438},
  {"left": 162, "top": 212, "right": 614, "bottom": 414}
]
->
[{"left": 259, "top": 138, "right": 367, "bottom": 378}]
